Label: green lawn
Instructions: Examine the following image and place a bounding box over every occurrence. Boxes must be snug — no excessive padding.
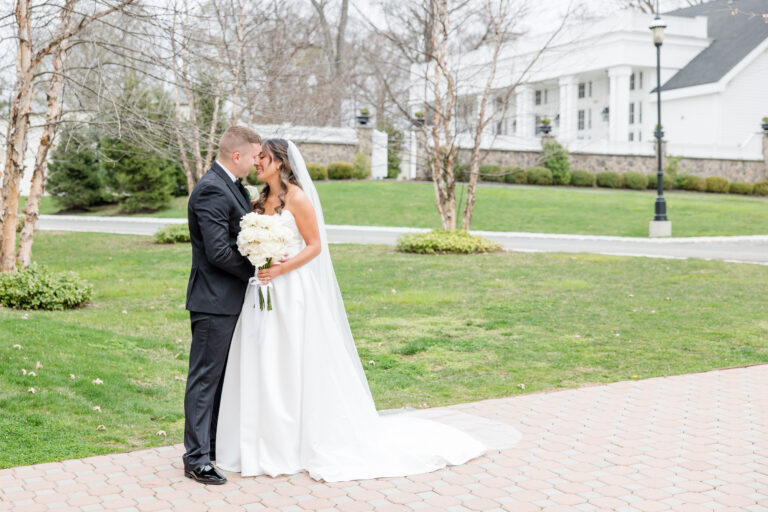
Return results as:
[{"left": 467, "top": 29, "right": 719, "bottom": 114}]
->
[
  {"left": 29, "top": 180, "right": 768, "bottom": 237},
  {"left": 1, "top": 231, "right": 767, "bottom": 467}
]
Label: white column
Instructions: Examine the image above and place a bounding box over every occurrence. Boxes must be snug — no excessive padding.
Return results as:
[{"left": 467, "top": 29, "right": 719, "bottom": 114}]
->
[
  {"left": 515, "top": 85, "right": 534, "bottom": 139},
  {"left": 608, "top": 66, "right": 632, "bottom": 142},
  {"left": 558, "top": 76, "right": 578, "bottom": 142}
]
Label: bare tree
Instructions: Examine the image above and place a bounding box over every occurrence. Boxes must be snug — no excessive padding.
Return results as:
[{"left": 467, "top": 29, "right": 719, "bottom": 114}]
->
[
  {"left": 1, "top": 0, "right": 135, "bottom": 273},
  {"left": 310, "top": 0, "right": 349, "bottom": 125}
]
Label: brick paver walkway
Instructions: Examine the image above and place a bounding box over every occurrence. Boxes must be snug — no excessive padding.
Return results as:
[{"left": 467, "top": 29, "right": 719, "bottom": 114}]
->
[{"left": 2, "top": 365, "right": 767, "bottom": 511}]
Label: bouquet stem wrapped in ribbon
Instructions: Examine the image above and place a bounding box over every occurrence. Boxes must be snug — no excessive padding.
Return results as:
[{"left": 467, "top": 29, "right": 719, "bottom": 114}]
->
[
  {"left": 237, "top": 213, "right": 293, "bottom": 311},
  {"left": 257, "top": 259, "right": 273, "bottom": 311}
]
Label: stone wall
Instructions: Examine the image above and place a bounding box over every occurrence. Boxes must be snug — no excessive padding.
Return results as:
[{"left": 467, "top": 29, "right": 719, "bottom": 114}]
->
[
  {"left": 295, "top": 142, "right": 357, "bottom": 165},
  {"left": 442, "top": 134, "right": 768, "bottom": 183}
]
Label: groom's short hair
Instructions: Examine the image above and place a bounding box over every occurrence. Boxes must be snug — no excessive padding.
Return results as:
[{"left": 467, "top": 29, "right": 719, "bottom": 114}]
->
[{"left": 218, "top": 126, "right": 262, "bottom": 159}]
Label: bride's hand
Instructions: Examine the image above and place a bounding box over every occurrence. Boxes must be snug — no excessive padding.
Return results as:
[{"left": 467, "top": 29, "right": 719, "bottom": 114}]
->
[{"left": 257, "top": 264, "right": 284, "bottom": 284}]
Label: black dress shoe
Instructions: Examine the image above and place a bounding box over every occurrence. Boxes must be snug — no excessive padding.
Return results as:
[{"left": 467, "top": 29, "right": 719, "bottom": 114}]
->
[{"left": 184, "top": 463, "right": 227, "bottom": 485}]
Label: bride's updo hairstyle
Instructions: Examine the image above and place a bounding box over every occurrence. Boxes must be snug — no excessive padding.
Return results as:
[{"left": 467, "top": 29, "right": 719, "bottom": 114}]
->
[{"left": 253, "top": 138, "right": 301, "bottom": 215}]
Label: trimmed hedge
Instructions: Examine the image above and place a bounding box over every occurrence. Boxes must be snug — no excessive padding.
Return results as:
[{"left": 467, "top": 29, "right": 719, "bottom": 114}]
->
[
  {"left": 526, "top": 166, "right": 553, "bottom": 185},
  {"left": 679, "top": 175, "right": 706, "bottom": 192},
  {"left": 0, "top": 263, "right": 92, "bottom": 310},
  {"left": 307, "top": 162, "right": 328, "bottom": 181},
  {"left": 704, "top": 176, "right": 729, "bottom": 193},
  {"left": 646, "top": 173, "right": 674, "bottom": 190},
  {"left": 353, "top": 152, "right": 371, "bottom": 179},
  {"left": 480, "top": 164, "right": 505, "bottom": 182},
  {"left": 155, "top": 223, "right": 190, "bottom": 244},
  {"left": 327, "top": 161, "right": 354, "bottom": 180},
  {"left": 754, "top": 181, "right": 768, "bottom": 196},
  {"left": 729, "top": 181, "right": 753, "bottom": 195},
  {"left": 396, "top": 229, "right": 502, "bottom": 255},
  {"left": 623, "top": 171, "right": 647, "bottom": 190},
  {"left": 596, "top": 171, "right": 622, "bottom": 188},
  {"left": 570, "top": 169, "right": 594, "bottom": 187},
  {"left": 504, "top": 166, "right": 527, "bottom": 184},
  {"left": 454, "top": 162, "right": 469, "bottom": 182}
]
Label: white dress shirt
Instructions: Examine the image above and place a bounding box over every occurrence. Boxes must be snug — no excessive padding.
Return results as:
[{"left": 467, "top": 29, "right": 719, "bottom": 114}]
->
[{"left": 216, "top": 160, "right": 238, "bottom": 182}]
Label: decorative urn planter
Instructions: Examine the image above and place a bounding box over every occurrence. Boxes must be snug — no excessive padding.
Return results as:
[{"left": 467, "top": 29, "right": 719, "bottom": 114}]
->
[
  {"left": 356, "top": 108, "right": 371, "bottom": 126},
  {"left": 539, "top": 122, "right": 552, "bottom": 135},
  {"left": 413, "top": 112, "right": 425, "bottom": 127},
  {"left": 761, "top": 118, "right": 768, "bottom": 132}
]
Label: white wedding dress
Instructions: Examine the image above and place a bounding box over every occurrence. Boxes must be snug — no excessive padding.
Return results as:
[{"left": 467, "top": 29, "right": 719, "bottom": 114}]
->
[{"left": 215, "top": 142, "right": 488, "bottom": 482}]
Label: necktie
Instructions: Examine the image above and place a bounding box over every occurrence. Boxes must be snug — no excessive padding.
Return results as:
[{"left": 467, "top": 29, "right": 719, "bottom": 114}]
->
[{"left": 235, "top": 179, "right": 250, "bottom": 202}]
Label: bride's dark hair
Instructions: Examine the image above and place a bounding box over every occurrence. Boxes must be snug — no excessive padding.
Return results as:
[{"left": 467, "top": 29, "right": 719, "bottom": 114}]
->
[{"left": 252, "top": 138, "right": 301, "bottom": 214}]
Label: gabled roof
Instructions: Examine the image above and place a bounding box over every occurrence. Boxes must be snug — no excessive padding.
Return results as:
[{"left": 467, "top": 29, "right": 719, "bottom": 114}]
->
[{"left": 660, "top": 0, "right": 768, "bottom": 91}]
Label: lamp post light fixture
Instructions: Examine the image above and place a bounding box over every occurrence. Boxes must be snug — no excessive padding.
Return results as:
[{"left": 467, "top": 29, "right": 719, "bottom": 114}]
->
[{"left": 649, "top": 12, "right": 671, "bottom": 237}]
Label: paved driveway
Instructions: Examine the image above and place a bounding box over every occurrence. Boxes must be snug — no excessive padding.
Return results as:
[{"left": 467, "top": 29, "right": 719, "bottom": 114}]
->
[{"left": 1, "top": 364, "right": 767, "bottom": 511}]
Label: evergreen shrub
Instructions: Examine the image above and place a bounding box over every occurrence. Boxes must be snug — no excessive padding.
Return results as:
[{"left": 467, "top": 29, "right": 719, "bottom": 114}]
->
[
  {"left": 0, "top": 263, "right": 92, "bottom": 310},
  {"left": 596, "top": 171, "right": 622, "bottom": 188},
  {"left": 679, "top": 175, "right": 706, "bottom": 192},
  {"left": 504, "top": 166, "right": 527, "bottom": 184},
  {"left": 728, "top": 181, "right": 753, "bottom": 195},
  {"left": 704, "top": 176, "right": 729, "bottom": 193},
  {"left": 753, "top": 181, "right": 768, "bottom": 196},
  {"left": 480, "top": 164, "right": 504, "bottom": 182},
  {"left": 307, "top": 162, "right": 328, "bottom": 181},
  {"left": 541, "top": 140, "right": 571, "bottom": 185},
  {"left": 622, "top": 171, "right": 647, "bottom": 190},
  {"left": 327, "top": 161, "right": 354, "bottom": 179},
  {"left": 353, "top": 152, "right": 371, "bottom": 179},
  {"left": 570, "top": 169, "right": 595, "bottom": 187},
  {"left": 155, "top": 224, "right": 190, "bottom": 244},
  {"left": 526, "top": 166, "right": 553, "bottom": 185},
  {"left": 397, "top": 230, "right": 501, "bottom": 254}
]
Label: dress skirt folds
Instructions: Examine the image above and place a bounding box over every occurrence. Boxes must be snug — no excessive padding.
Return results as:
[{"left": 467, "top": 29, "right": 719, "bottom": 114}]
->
[{"left": 216, "top": 211, "right": 486, "bottom": 482}]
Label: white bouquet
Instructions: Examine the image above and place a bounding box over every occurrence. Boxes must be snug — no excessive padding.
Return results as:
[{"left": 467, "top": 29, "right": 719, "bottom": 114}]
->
[{"left": 237, "top": 212, "right": 293, "bottom": 310}]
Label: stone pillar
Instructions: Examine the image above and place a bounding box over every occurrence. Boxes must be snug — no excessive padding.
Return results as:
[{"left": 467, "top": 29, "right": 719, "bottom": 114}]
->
[
  {"left": 356, "top": 126, "right": 372, "bottom": 158},
  {"left": 515, "top": 85, "right": 534, "bottom": 139},
  {"left": 608, "top": 66, "right": 632, "bottom": 142},
  {"left": 763, "top": 132, "right": 768, "bottom": 174},
  {"left": 558, "top": 76, "right": 578, "bottom": 142}
]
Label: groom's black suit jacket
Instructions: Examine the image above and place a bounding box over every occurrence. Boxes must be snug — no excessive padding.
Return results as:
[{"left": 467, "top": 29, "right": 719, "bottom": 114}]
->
[{"left": 186, "top": 163, "right": 254, "bottom": 315}]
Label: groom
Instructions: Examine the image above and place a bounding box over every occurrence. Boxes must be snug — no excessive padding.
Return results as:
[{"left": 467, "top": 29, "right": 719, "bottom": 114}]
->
[{"left": 183, "top": 126, "right": 260, "bottom": 484}]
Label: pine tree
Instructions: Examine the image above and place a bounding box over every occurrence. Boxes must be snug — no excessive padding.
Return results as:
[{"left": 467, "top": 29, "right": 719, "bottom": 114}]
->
[{"left": 47, "top": 132, "right": 106, "bottom": 211}]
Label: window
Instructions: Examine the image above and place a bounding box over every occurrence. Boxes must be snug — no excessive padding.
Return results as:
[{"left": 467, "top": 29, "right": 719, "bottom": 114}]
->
[
  {"left": 535, "top": 90, "right": 542, "bottom": 105},
  {"left": 638, "top": 131, "right": 642, "bottom": 142},
  {"left": 578, "top": 110, "right": 585, "bottom": 131},
  {"left": 512, "top": 119, "right": 517, "bottom": 133},
  {"left": 544, "top": 89, "right": 548, "bottom": 104},
  {"left": 629, "top": 103, "right": 635, "bottom": 124},
  {"left": 639, "top": 101, "right": 643, "bottom": 123},
  {"left": 578, "top": 83, "right": 585, "bottom": 99},
  {"left": 639, "top": 72, "right": 643, "bottom": 90},
  {"left": 588, "top": 81, "right": 593, "bottom": 97},
  {"left": 588, "top": 109, "right": 592, "bottom": 130},
  {"left": 630, "top": 73, "right": 635, "bottom": 90},
  {"left": 629, "top": 132, "right": 634, "bottom": 141}
]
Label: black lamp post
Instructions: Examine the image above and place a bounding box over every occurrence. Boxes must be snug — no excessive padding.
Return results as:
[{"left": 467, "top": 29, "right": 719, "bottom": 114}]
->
[{"left": 650, "top": 13, "right": 667, "bottom": 222}]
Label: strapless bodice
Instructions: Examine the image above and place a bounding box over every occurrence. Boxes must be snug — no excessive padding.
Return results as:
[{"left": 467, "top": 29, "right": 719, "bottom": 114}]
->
[{"left": 274, "top": 210, "right": 305, "bottom": 257}]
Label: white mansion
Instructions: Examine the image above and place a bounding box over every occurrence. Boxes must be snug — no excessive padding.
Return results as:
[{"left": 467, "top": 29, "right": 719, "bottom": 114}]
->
[{"left": 408, "top": 0, "right": 768, "bottom": 166}]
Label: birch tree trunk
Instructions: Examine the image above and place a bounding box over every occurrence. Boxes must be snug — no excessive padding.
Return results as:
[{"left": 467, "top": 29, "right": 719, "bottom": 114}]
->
[
  {"left": 17, "top": 24, "right": 72, "bottom": 268},
  {"left": 426, "top": 0, "right": 458, "bottom": 231},
  {"left": 0, "top": 0, "right": 35, "bottom": 272},
  {"left": 1, "top": 0, "right": 135, "bottom": 272}
]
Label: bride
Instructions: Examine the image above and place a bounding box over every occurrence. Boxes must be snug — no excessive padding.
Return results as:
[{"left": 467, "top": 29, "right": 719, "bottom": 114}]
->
[{"left": 215, "top": 138, "right": 487, "bottom": 482}]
